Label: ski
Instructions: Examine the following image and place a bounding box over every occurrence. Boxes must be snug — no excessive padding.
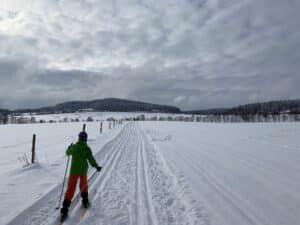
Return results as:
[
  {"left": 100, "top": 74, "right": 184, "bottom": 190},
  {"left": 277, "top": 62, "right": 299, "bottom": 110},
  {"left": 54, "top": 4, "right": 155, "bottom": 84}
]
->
[
  {"left": 79, "top": 207, "right": 89, "bottom": 222},
  {"left": 60, "top": 214, "right": 68, "bottom": 223},
  {"left": 56, "top": 171, "right": 99, "bottom": 224}
]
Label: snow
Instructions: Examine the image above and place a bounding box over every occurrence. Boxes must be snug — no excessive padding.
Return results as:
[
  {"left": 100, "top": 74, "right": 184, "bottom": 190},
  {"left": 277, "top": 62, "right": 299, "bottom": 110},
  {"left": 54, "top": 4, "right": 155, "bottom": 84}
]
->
[
  {"left": 78, "top": 123, "right": 204, "bottom": 225},
  {"left": 0, "top": 122, "right": 122, "bottom": 225},
  {"left": 140, "top": 122, "right": 300, "bottom": 225},
  {"left": 1, "top": 121, "right": 300, "bottom": 225},
  {"left": 18, "top": 112, "right": 183, "bottom": 122}
]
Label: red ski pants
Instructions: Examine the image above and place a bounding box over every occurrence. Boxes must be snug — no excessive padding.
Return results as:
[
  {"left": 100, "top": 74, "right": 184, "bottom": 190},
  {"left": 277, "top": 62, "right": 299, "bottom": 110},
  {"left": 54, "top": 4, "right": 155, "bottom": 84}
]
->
[{"left": 64, "top": 175, "right": 88, "bottom": 201}]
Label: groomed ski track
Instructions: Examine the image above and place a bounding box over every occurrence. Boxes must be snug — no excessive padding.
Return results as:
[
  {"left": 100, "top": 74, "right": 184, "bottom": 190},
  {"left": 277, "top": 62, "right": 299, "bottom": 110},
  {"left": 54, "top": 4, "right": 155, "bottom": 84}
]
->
[{"left": 6, "top": 122, "right": 205, "bottom": 225}]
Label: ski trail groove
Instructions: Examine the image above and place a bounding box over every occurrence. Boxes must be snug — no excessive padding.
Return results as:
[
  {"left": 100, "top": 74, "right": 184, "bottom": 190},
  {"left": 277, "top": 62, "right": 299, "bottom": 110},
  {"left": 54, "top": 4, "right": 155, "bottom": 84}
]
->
[
  {"left": 80, "top": 123, "right": 206, "bottom": 225},
  {"left": 9, "top": 123, "right": 207, "bottom": 225},
  {"left": 133, "top": 127, "right": 157, "bottom": 225},
  {"left": 5, "top": 124, "right": 128, "bottom": 225},
  {"left": 80, "top": 124, "right": 138, "bottom": 225},
  {"left": 134, "top": 130, "right": 143, "bottom": 225},
  {"left": 139, "top": 128, "right": 158, "bottom": 225},
  {"left": 141, "top": 127, "right": 206, "bottom": 225},
  {"left": 65, "top": 124, "right": 132, "bottom": 225}
]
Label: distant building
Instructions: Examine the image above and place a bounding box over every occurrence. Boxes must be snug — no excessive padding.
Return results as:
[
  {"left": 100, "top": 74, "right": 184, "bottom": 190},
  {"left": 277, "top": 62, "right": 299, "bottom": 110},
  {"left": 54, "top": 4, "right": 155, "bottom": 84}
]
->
[
  {"left": 136, "top": 114, "right": 145, "bottom": 121},
  {"left": 15, "top": 117, "right": 31, "bottom": 124},
  {"left": 7, "top": 115, "right": 17, "bottom": 124},
  {"left": 77, "top": 108, "right": 94, "bottom": 113},
  {"left": 0, "top": 114, "right": 6, "bottom": 124},
  {"left": 86, "top": 116, "right": 94, "bottom": 122},
  {"left": 150, "top": 116, "right": 158, "bottom": 121}
]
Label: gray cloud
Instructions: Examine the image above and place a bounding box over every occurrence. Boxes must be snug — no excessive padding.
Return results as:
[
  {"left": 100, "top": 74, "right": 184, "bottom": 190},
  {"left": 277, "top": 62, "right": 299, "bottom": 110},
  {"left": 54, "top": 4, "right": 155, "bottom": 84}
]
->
[{"left": 0, "top": 0, "right": 299, "bottom": 110}]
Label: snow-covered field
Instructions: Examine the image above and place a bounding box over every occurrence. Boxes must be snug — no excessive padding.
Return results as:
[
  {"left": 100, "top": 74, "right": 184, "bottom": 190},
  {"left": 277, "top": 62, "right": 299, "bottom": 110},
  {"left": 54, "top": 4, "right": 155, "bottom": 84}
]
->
[
  {"left": 141, "top": 122, "right": 300, "bottom": 225},
  {"left": 0, "top": 121, "right": 122, "bottom": 225},
  {"left": 19, "top": 112, "right": 182, "bottom": 122},
  {"left": 1, "top": 121, "right": 300, "bottom": 225}
]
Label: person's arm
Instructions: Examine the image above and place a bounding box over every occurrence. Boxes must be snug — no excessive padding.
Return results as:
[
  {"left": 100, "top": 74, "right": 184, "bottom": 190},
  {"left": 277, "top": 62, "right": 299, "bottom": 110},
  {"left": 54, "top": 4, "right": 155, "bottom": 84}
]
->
[
  {"left": 66, "top": 143, "right": 74, "bottom": 156},
  {"left": 86, "top": 147, "right": 99, "bottom": 168}
]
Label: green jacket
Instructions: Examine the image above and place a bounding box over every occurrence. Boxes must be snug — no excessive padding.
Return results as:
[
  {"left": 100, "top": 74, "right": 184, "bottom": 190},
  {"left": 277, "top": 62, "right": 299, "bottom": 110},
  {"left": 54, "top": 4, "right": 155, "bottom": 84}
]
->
[{"left": 66, "top": 141, "right": 99, "bottom": 175}]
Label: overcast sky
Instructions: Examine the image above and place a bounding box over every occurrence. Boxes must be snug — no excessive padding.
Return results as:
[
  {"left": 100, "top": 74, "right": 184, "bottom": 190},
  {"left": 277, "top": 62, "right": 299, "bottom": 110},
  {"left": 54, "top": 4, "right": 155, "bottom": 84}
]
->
[{"left": 0, "top": 0, "right": 299, "bottom": 110}]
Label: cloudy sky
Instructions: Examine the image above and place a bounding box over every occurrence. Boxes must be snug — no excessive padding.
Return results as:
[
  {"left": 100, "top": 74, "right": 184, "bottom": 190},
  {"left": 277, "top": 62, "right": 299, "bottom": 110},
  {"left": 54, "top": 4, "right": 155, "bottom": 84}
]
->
[{"left": 0, "top": 0, "right": 299, "bottom": 110}]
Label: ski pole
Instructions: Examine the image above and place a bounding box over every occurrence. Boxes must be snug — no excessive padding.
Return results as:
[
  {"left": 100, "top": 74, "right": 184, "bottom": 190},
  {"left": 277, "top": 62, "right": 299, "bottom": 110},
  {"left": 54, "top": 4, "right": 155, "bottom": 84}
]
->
[{"left": 56, "top": 156, "right": 70, "bottom": 210}]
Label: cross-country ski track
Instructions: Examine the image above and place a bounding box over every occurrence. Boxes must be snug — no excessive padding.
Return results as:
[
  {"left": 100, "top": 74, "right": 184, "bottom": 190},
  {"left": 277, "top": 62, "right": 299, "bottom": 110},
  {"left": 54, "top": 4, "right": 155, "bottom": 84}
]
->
[{"left": 6, "top": 123, "right": 205, "bottom": 225}]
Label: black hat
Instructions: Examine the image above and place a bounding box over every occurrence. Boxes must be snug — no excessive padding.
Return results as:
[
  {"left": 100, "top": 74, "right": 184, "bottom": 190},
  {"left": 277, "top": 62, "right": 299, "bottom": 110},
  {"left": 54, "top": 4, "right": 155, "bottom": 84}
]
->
[{"left": 79, "top": 131, "right": 88, "bottom": 142}]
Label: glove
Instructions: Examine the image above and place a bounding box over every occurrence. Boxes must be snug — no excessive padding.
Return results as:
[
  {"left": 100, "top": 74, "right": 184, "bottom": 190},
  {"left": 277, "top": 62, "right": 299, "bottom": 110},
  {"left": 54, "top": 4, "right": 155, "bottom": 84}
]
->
[{"left": 96, "top": 166, "right": 102, "bottom": 172}]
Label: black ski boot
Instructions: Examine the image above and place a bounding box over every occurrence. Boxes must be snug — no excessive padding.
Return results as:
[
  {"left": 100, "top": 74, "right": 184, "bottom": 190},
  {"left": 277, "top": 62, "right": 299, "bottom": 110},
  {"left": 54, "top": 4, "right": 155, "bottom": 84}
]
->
[
  {"left": 81, "top": 192, "right": 90, "bottom": 208},
  {"left": 60, "top": 199, "right": 71, "bottom": 222}
]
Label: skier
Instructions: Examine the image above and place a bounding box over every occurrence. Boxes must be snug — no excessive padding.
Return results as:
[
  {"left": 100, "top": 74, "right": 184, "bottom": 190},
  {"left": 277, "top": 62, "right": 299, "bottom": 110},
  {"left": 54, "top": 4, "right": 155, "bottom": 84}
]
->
[{"left": 60, "top": 131, "right": 102, "bottom": 221}]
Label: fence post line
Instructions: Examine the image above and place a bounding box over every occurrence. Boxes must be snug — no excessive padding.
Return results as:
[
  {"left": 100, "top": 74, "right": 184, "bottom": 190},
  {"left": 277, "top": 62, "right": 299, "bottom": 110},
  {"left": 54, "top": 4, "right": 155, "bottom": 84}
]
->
[{"left": 31, "top": 134, "right": 36, "bottom": 164}]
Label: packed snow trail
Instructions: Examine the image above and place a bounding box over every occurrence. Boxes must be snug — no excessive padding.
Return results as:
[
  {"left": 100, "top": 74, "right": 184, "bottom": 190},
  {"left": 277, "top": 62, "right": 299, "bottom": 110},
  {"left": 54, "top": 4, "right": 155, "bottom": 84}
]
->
[
  {"left": 141, "top": 122, "right": 300, "bottom": 225},
  {"left": 77, "top": 123, "right": 205, "bottom": 225},
  {"left": 6, "top": 123, "right": 206, "bottom": 225}
]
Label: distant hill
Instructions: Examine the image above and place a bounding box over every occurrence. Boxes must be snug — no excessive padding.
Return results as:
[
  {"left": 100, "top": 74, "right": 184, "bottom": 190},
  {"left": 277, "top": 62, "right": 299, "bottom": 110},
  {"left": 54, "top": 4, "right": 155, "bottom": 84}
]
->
[
  {"left": 3, "top": 98, "right": 300, "bottom": 116},
  {"left": 0, "top": 109, "right": 10, "bottom": 115},
  {"left": 15, "top": 98, "right": 181, "bottom": 114},
  {"left": 184, "top": 108, "right": 228, "bottom": 115},
  {"left": 184, "top": 99, "right": 300, "bottom": 115}
]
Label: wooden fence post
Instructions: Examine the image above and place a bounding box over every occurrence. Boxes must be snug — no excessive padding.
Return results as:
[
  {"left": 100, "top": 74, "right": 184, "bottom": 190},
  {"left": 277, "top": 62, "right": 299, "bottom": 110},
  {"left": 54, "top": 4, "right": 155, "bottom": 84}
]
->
[
  {"left": 100, "top": 121, "right": 103, "bottom": 134},
  {"left": 31, "top": 134, "right": 36, "bottom": 164},
  {"left": 83, "top": 123, "right": 86, "bottom": 132}
]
